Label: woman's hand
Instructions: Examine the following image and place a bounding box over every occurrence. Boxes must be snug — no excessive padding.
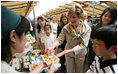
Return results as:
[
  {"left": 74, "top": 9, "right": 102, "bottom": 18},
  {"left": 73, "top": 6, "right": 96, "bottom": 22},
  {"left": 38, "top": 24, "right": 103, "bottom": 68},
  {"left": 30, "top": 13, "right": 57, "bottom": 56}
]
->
[
  {"left": 64, "top": 49, "right": 74, "bottom": 54},
  {"left": 56, "top": 49, "right": 74, "bottom": 58},
  {"left": 30, "top": 61, "right": 44, "bottom": 73},
  {"left": 56, "top": 51, "right": 65, "bottom": 58},
  {"left": 48, "top": 63, "right": 58, "bottom": 73}
]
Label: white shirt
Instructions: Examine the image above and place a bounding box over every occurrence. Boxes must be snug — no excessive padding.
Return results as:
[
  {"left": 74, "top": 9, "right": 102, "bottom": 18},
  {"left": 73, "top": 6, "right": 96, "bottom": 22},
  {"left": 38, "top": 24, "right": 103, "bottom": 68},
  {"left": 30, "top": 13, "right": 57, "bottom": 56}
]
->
[
  {"left": 1, "top": 61, "right": 19, "bottom": 73},
  {"left": 41, "top": 33, "right": 56, "bottom": 49},
  {"left": 84, "top": 20, "right": 88, "bottom": 26},
  {"left": 87, "top": 20, "right": 92, "bottom": 27},
  {"left": 50, "top": 22, "right": 58, "bottom": 36},
  {"left": 38, "top": 27, "right": 45, "bottom": 39},
  {"left": 90, "top": 56, "right": 117, "bottom": 73}
]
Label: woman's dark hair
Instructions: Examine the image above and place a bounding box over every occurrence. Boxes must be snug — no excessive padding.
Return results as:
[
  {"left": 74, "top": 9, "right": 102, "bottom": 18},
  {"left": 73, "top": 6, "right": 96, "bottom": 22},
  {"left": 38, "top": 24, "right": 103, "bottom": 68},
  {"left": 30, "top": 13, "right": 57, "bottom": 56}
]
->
[
  {"left": 37, "top": 16, "right": 44, "bottom": 22},
  {"left": 1, "top": 16, "right": 30, "bottom": 63},
  {"left": 44, "top": 23, "right": 51, "bottom": 30},
  {"left": 93, "top": 24, "right": 117, "bottom": 49},
  {"left": 37, "top": 16, "right": 44, "bottom": 33},
  {"left": 59, "top": 13, "right": 69, "bottom": 27},
  {"left": 99, "top": 6, "right": 117, "bottom": 26}
]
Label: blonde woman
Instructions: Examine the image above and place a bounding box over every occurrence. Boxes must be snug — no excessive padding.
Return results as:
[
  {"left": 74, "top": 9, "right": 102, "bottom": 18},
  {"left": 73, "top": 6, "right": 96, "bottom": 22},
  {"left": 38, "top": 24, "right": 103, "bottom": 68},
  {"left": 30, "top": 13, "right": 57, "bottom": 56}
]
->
[{"left": 47, "top": 4, "right": 91, "bottom": 73}]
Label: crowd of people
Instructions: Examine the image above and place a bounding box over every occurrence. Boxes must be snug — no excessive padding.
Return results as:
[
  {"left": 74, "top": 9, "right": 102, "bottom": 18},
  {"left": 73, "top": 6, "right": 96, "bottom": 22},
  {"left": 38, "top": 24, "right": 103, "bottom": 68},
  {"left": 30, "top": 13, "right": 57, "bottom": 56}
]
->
[{"left": 1, "top": 3, "right": 117, "bottom": 73}]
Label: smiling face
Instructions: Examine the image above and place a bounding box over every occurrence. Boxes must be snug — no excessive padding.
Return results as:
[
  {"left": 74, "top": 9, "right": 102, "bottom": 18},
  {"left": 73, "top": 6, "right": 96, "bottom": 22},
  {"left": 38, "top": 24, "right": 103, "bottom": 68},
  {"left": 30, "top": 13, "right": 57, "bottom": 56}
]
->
[
  {"left": 62, "top": 17, "right": 68, "bottom": 25},
  {"left": 44, "top": 26, "right": 51, "bottom": 36},
  {"left": 68, "top": 13, "right": 80, "bottom": 26},
  {"left": 38, "top": 19, "right": 44, "bottom": 27},
  {"left": 102, "top": 11, "right": 112, "bottom": 26}
]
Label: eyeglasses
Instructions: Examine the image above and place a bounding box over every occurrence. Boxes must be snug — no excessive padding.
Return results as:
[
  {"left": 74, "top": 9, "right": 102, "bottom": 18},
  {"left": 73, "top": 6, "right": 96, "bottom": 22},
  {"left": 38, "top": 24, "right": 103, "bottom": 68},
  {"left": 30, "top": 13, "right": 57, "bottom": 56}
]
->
[{"left": 92, "top": 40, "right": 105, "bottom": 46}]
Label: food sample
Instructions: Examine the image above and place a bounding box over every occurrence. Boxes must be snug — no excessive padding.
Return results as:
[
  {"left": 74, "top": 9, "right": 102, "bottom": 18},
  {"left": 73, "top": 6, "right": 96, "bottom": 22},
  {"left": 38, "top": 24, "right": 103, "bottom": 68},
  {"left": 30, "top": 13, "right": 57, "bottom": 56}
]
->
[
  {"left": 32, "top": 49, "right": 41, "bottom": 57},
  {"left": 42, "top": 54, "right": 59, "bottom": 65},
  {"left": 23, "top": 62, "right": 30, "bottom": 69},
  {"left": 11, "top": 58, "right": 21, "bottom": 70},
  {"left": 31, "top": 63, "right": 39, "bottom": 70},
  {"left": 26, "top": 34, "right": 36, "bottom": 44},
  {"left": 22, "top": 56, "right": 30, "bottom": 62}
]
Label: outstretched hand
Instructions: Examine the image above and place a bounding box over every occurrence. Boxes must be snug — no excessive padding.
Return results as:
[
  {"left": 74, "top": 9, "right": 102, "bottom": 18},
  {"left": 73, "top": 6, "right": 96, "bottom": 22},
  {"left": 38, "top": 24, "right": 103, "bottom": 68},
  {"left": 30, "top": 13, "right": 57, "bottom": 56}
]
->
[
  {"left": 56, "top": 51, "right": 65, "bottom": 58},
  {"left": 56, "top": 49, "right": 74, "bottom": 58}
]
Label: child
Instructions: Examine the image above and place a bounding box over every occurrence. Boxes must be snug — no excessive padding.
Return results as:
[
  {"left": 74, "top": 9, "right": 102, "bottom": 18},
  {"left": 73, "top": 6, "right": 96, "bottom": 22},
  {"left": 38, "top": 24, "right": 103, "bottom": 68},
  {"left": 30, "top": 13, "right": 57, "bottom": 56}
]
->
[
  {"left": 86, "top": 25, "right": 117, "bottom": 73},
  {"left": 41, "top": 24, "right": 56, "bottom": 54}
]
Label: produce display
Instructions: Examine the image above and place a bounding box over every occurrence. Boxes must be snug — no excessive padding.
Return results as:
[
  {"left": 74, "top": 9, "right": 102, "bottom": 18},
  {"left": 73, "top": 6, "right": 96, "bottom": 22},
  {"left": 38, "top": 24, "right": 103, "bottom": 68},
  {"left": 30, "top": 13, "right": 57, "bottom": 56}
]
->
[
  {"left": 41, "top": 54, "right": 59, "bottom": 65},
  {"left": 11, "top": 49, "right": 60, "bottom": 73},
  {"left": 22, "top": 56, "right": 31, "bottom": 69},
  {"left": 11, "top": 58, "right": 21, "bottom": 71},
  {"left": 32, "top": 49, "right": 41, "bottom": 57},
  {"left": 26, "top": 34, "right": 38, "bottom": 49},
  {"left": 11, "top": 56, "right": 31, "bottom": 72},
  {"left": 26, "top": 34, "right": 36, "bottom": 44}
]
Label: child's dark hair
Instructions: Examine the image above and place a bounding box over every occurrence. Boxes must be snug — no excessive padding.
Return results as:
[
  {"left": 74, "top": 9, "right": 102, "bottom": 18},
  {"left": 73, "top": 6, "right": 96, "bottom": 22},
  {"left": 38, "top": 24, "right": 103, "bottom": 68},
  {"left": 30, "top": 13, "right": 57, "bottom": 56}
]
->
[
  {"left": 44, "top": 23, "right": 52, "bottom": 30},
  {"left": 93, "top": 24, "right": 117, "bottom": 49},
  {"left": 1, "top": 16, "right": 30, "bottom": 63}
]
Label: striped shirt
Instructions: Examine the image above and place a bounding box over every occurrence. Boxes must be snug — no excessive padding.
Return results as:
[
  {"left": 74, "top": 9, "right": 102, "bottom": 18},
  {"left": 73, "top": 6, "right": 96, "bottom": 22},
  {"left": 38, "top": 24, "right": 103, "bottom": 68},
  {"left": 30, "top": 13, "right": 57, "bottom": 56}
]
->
[{"left": 90, "top": 56, "right": 117, "bottom": 73}]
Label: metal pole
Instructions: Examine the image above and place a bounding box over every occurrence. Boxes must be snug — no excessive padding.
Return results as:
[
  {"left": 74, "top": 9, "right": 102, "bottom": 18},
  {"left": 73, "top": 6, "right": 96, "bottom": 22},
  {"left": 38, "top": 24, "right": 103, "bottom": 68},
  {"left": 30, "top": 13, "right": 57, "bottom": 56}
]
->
[
  {"left": 32, "top": 1, "right": 40, "bottom": 49},
  {"left": 89, "top": 1, "right": 100, "bottom": 25},
  {"left": 32, "top": 1, "right": 36, "bottom": 30},
  {"left": 92, "top": 5, "right": 94, "bottom": 24}
]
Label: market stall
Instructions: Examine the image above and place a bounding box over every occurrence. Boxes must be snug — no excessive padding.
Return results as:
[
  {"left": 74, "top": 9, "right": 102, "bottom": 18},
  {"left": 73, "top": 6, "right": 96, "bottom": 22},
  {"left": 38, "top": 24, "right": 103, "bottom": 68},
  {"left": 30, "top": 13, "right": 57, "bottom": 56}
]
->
[{"left": 10, "top": 33, "right": 61, "bottom": 73}]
